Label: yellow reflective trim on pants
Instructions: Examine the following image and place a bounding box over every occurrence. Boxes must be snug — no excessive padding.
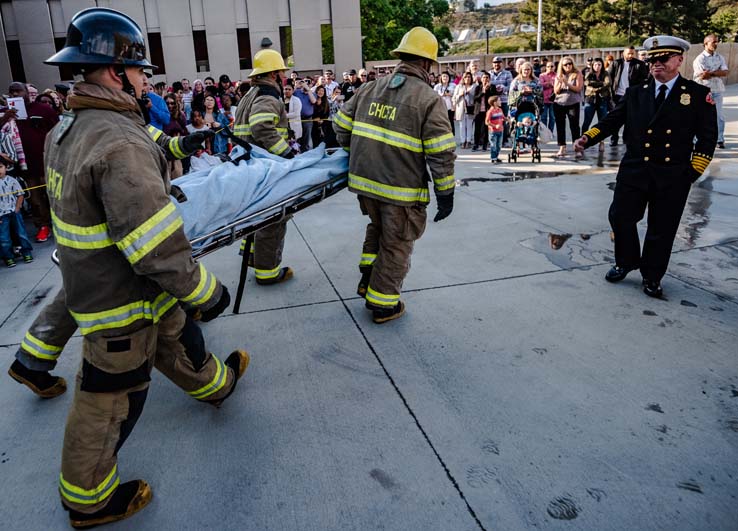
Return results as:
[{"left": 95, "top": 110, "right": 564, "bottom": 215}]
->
[
  {"left": 434, "top": 174, "right": 456, "bottom": 191},
  {"left": 334, "top": 110, "right": 353, "bottom": 131},
  {"left": 269, "top": 138, "right": 290, "bottom": 155},
  {"left": 188, "top": 355, "right": 227, "bottom": 399},
  {"left": 366, "top": 286, "right": 400, "bottom": 307},
  {"left": 51, "top": 210, "right": 115, "bottom": 250},
  {"left": 181, "top": 263, "right": 218, "bottom": 306},
  {"left": 255, "top": 265, "right": 281, "bottom": 280},
  {"left": 147, "top": 125, "right": 163, "bottom": 142},
  {"left": 424, "top": 133, "right": 456, "bottom": 153},
  {"left": 349, "top": 173, "right": 430, "bottom": 203},
  {"left": 169, "top": 137, "right": 187, "bottom": 159},
  {"left": 70, "top": 292, "right": 177, "bottom": 335},
  {"left": 352, "top": 121, "right": 423, "bottom": 153},
  {"left": 116, "top": 202, "right": 183, "bottom": 265},
  {"left": 249, "top": 112, "right": 279, "bottom": 126},
  {"left": 59, "top": 465, "right": 120, "bottom": 505},
  {"left": 22, "top": 332, "right": 63, "bottom": 360}
]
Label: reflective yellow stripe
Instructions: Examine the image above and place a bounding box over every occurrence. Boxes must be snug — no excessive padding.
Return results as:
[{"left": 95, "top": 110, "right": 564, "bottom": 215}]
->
[
  {"left": 169, "top": 137, "right": 187, "bottom": 159},
  {"left": 423, "top": 133, "right": 456, "bottom": 153},
  {"left": 276, "top": 127, "right": 288, "bottom": 139},
  {"left": 116, "top": 202, "right": 183, "bottom": 265},
  {"left": 434, "top": 174, "right": 456, "bottom": 191},
  {"left": 334, "top": 110, "right": 353, "bottom": 131},
  {"left": 352, "top": 121, "right": 423, "bottom": 153},
  {"left": 59, "top": 465, "right": 120, "bottom": 505},
  {"left": 584, "top": 127, "right": 600, "bottom": 139},
  {"left": 51, "top": 210, "right": 114, "bottom": 250},
  {"left": 366, "top": 286, "right": 400, "bottom": 307},
  {"left": 360, "top": 253, "right": 376, "bottom": 266},
  {"left": 249, "top": 112, "right": 279, "bottom": 126},
  {"left": 70, "top": 293, "right": 177, "bottom": 335},
  {"left": 188, "top": 355, "right": 227, "bottom": 399},
  {"left": 181, "top": 263, "right": 218, "bottom": 306},
  {"left": 22, "top": 332, "right": 63, "bottom": 360},
  {"left": 269, "top": 138, "right": 290, "bottom": 155},
  {"left": 255, "top": 265, "right": 282, "bottom": 280},
  {"left": 349, "top": 173, "right": 430, "bottom": 203},
  {"left": 147, "top": 125, "right": 163, "bottom": 142},
  {"left": 233, "top": 124, "right": 250, "bottom": 137}
]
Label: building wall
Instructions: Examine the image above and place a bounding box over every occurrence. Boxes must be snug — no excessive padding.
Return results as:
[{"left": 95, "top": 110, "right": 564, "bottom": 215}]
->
[{"left": 0, "top": 0, "right": 362, "bottom": 91}]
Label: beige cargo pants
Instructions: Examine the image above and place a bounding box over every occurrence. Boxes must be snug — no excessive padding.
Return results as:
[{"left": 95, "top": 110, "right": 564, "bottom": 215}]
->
[
  {"left": 59, "top": 306, "right": 236, "bottom": 514},
  {"left": 358, "top": 196, "right": 427, "bottom": 311}
]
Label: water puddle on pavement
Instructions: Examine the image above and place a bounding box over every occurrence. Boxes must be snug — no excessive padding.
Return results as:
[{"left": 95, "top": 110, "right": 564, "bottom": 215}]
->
[
  {"left": 460, "top": 171, "right": 573, "bottom": 185},
  {"left": 519, "top": 231, "right": 612, "bottom": 269}
]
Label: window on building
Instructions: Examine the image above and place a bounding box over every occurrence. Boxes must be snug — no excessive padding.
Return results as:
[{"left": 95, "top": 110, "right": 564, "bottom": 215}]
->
[
  {"left": 6, "top": 40, "right": 26, "bottom": 82},
  {"left": 236, "top": 28, "right": 252, "bottom": 70},
  {"left": 192, "top": 30, "right": 210, "bottom": 73},
  {"left": 321, "top": 24, "right": 334, "bottom": 65},
  {"left": 279, "top": 26, "right": 292, "bottom": 60},
  {"left": 53, "top": 37, "right": 75, "bottom": 81},
  {"left": 147, "top": 32, "right": 166, "bottom": 75}
]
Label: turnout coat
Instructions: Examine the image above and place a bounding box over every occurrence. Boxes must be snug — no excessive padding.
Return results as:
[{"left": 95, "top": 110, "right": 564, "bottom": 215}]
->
[{"left": 583, "top": 75, "right": 717, "bottom": 190}]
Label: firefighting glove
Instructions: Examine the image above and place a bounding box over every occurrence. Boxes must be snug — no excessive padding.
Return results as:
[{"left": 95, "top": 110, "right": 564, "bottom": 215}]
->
[
  {"left": 199, "top": 286, "right": 230, "bottom": 322},
  {"left": 181, "top": 129, "right": 216, "bottom": 154},
  {"left": 433, "top": 193, "right": 454, "bottom": 222}
]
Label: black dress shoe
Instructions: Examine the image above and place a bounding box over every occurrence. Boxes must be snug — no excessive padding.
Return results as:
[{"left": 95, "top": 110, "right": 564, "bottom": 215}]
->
[
  {"left": 610, "top": 138, "right": 619, "bottom": 147},
  {"left": 605, "top": 265, "right": 631, "bottom": 283},
  {"left": 717, "top": 141, "right": 725, "bottom": 149},
  {"left": 642, "top": 279, "right": 663, "bottom": 298}
]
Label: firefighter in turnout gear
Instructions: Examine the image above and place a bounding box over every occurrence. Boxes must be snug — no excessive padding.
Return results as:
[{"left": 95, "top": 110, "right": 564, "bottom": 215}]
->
[
  {"left": 7, "top": 128, "right": 215, "bottom": 400},
  {"left": 233, "top": 49, "right": 295, "bottom": 285},
  {"left": 40, "top": 8, "right": 249, "bottom": 528},
  {"left": 333, "top": 27, "right": 456, "bottom": 323}
]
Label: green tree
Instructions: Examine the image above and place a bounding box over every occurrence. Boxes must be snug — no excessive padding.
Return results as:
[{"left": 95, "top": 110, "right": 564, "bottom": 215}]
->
[
  {"left": 708, "top": 8, "right": 738, "bottom": 41},
  {"left": 360, "top": 0, "right": 453, "bottom": 61}
]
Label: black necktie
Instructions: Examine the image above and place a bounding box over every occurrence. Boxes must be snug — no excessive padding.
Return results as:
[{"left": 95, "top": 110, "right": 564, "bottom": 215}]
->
[{"left": 655, "top": 84, "right": 667, "bottom": 110}]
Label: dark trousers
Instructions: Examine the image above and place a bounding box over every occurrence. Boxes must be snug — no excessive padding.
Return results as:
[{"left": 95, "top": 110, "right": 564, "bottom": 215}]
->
[
  {"left": 447, "top": 110, "right": 455, "bottom": 135},
  {"left": 473, "top": 111, "right": 488, "bottom": 149},
  {"left": 553, "top": 102, "right": 581, "bottom": 146},
  {"left": 608, "top": 178, "right": 691, "bottom": 282},
  {"left": 501, "top": 103, "right": 510, "bottom": 144},
  {"left": 610, "top": 94, "right": 623, "bottom": 143},
  {"left": 24, "top": 172, "right": 51, "bottom": 228}
]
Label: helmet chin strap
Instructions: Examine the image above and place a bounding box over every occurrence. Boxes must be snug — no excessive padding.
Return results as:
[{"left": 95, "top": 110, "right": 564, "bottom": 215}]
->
[{"left": 115, "top": 67, "right": 139, "bottom": 99}]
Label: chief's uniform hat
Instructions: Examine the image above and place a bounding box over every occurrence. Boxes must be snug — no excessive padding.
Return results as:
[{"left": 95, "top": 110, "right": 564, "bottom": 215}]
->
[{"left": 643, "top": 35, "right": 690, "bottom": 60}]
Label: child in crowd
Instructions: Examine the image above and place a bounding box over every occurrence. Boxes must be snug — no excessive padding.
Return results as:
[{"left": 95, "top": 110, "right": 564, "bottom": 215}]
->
[
  {"left": 0, "top": 155, "right": 33, "bottom": 267},
  {"left": 485, "top": 96, "right": 505, "bottom": 163},
  {"left": 516, "top": 115, "right": 537, "bottom": 150},
  {"left": 287, "top": 129, "right": 301, "bottom": 154}
]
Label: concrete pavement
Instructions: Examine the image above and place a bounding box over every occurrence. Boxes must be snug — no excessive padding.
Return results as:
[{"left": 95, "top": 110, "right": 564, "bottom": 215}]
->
[{"left": 1, "top": 85, "right": 737, "bottom": 530}]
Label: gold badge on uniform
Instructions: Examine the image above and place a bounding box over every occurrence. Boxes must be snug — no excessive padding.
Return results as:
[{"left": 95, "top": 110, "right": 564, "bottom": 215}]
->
[{"left": 680, "top": 94, "right": 691, "bottom": 106}]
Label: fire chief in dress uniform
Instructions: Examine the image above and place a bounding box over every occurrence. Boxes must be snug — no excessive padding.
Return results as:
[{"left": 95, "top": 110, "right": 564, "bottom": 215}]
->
[{"left": 574, "top": 36, "right": 718, "bottom": 298}]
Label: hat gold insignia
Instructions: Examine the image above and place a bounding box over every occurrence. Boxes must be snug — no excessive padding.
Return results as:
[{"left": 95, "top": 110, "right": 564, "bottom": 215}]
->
[
  {"left": 652, "top": 38, "right": 659, "bottom": 47},
  {"left": 680, "top": 93, "right": 691, "bottom": 106}
]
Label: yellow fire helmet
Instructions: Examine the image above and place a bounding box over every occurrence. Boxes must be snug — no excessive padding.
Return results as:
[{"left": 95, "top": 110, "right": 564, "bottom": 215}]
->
[
  {"left": 391, "top": 27, "right": 438, "bottom": 62},
  {"left": 249, "top": 49, "right": 287, "bottom": 77}
]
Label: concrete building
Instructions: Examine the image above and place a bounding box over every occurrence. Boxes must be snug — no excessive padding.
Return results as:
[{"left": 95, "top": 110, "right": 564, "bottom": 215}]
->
[{"left": 0, "top": 0, "right": 362, "bottom": 91}]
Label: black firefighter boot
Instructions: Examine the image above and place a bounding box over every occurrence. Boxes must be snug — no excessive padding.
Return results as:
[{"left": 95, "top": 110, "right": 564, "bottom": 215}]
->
[
  {"left": 8, "top": 359, "right": 67, "bottom": 398},
  {"left": 208, "top": 350, "right": 250, "bottom": 408},
  {"left": 67, "top": 480, "right": 153, "bottom": 529},
  {"left": 356, "top": 266, "right": 372, "bottom": 297},
  {"left": 372, "top": 301, "right": 406, "bottom": 324}
]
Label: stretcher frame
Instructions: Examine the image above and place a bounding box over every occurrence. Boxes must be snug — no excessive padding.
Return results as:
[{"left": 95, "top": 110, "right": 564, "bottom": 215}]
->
[{"left": 52, "top": 172, "right": 348, "bottom": 314}]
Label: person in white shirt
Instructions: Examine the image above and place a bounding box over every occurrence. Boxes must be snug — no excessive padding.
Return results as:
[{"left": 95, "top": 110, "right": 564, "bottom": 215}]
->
[
  {"left": 693, "top": 34, "right": 729, "bottom": 148},
  {"left": 433, "top": 71, "right": 456, "bottom": 134},
  {"left": 283, "top": 83, "right": 302, "bottom": 141},
  {"left": 322, "top": 70, "right": 339, "bottom": 99}
]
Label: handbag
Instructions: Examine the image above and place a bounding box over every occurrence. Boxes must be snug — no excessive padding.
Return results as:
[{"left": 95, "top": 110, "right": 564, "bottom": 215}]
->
[{"left": 466, "top": 104, "right": 475, "bottom": 115}]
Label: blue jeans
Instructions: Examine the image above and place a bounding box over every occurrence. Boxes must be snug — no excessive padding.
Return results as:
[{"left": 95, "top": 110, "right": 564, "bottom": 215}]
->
[
  {"left": 582, "top": 100, "right": 610, "bottom": 132},
  {"left": 489, "top": 131, "right": 503, "bottom": 160},
  {"left": 541, "top": 103, "right": 555, "bottom": 132},
  {"left": 0, "top": 212, "right": 33, "bottom": 259},
  {"left": 713, "top": 92, "right": 724, "bottom": 143}
]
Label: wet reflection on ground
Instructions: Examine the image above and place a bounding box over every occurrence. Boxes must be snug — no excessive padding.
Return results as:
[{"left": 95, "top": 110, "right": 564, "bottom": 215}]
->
[
  {"left": 460, "top": 171, "right": 572, "bottom": 185},
  {"left": 519, "top": 231, "right": 613, "bottom": 269}
]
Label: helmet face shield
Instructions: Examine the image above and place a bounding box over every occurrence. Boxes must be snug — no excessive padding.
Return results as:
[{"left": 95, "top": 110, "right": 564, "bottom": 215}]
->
[{"left": 45, "top": 7, "right": 155, "bottom": 68}]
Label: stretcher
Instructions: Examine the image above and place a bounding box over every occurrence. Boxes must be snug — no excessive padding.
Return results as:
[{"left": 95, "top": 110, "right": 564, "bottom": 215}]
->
[{"left": 53, "top": 133, "right": 349, "bottom": 313}]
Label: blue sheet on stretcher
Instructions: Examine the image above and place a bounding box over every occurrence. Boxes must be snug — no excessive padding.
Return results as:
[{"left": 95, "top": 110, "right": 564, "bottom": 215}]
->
[{"left": 171, "top": 144, "right": 349, "bottom": 250}]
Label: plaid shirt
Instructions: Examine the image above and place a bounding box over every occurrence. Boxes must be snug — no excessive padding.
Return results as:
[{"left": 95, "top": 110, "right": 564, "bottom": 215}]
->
[{"left": 0, "top": 175, "right": 22, "bottom": 216}]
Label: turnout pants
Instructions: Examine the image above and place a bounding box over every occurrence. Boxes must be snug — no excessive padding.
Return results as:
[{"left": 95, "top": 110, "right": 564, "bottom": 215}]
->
[
  {"left": 358, "top": 196, "right": 427, "bottom": 311},
  {"left": 59, "top": 307, "right": 235, "bottom": 514},
  {"left": 608, "top": 178, "right": 691, "bottom": 282},
  {"left": 253, "top": 217, "right": 290, "bottom": 281}
]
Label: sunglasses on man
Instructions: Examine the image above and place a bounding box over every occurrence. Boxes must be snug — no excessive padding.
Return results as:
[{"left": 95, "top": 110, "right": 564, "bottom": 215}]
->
[{"left": 646, "top": 54, "right": 678, "bottom": 64}]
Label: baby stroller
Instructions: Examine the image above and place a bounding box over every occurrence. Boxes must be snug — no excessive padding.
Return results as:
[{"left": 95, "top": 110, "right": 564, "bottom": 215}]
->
[{"left": 507, "top": 100, "right": 542, "bottom": 163}]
